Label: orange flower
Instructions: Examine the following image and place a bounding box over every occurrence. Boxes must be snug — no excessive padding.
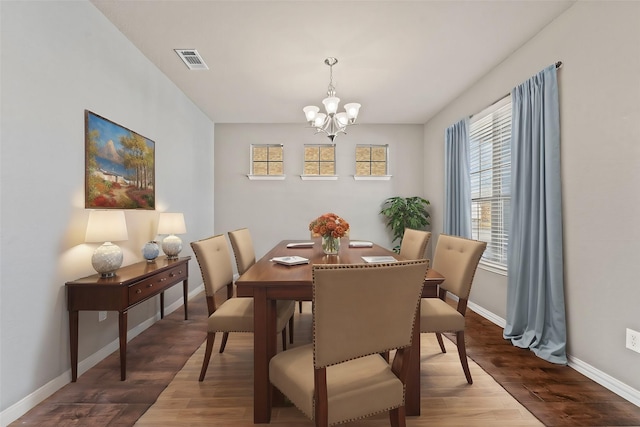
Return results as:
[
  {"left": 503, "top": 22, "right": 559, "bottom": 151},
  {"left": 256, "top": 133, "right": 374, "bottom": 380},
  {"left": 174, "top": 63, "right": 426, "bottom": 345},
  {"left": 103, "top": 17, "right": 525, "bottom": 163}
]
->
[{"left": 309, "top": 213, "right": 350, "bottom": 238}]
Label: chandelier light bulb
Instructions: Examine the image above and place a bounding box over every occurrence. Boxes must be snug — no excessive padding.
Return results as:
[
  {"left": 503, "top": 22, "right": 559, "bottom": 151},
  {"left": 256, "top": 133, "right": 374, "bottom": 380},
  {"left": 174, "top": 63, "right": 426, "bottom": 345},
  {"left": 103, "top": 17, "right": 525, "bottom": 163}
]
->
[
  {"left": 344, "top": 103, "right": 361, "bottom": 121},
  {"left": 303, "top": 105, "right": 319, "bottom": 123},
  {"left": 322, "top": 96, "right": 340, "bottom": 115},
  {"left": 336, "top": 112, "right": 349, "bottom": 127},
  {"left": 314, "top": 113, "right": 326, "bottom": 128}
]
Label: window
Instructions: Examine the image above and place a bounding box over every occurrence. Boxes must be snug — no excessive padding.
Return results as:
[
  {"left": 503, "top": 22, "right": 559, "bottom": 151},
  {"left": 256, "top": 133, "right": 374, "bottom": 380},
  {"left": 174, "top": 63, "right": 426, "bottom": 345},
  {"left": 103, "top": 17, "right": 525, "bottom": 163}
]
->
[
  {"left": 469, "top": 96, "right": 511, "bottom": 270},
  {"left": 355, "top": 144, "right": 389, "bottom": 177},
  {"left": 250, "top": 144, "right": 283, "bottom": 176},
  {"left": 303, "top": 144, "right": 336, "bottom": 176}
]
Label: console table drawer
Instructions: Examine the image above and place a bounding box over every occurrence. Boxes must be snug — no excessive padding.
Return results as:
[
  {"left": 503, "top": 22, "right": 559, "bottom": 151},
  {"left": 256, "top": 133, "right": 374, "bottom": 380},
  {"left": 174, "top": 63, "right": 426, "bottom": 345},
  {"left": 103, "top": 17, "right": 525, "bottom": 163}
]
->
[{"left": 128, "top": 265, "right": 187, "bottom": 305}]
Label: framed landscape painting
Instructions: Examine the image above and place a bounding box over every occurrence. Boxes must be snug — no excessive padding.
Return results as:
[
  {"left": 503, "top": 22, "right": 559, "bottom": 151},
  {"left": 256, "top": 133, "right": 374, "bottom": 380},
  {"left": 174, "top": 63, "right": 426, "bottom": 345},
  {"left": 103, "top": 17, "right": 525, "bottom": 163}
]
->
[{"left": 85, "top": 110, "right": 155, "bottom": 209}]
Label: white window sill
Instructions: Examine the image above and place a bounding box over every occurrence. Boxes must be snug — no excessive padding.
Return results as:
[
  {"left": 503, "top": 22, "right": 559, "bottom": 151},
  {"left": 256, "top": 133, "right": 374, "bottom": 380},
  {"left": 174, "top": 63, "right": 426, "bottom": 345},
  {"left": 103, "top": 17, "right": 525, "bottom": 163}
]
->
[
  {"left": 353, "top": 175, "right": 392, "bottom": 181},
  {"left": 478, "top": 261, "right": 507, "bottom": 276},
  {"left": 300, "top": 175, "right": 338, "bottom": 181},
  {"left": 247, "top": 175, "right": 286, "bottom": 181}
]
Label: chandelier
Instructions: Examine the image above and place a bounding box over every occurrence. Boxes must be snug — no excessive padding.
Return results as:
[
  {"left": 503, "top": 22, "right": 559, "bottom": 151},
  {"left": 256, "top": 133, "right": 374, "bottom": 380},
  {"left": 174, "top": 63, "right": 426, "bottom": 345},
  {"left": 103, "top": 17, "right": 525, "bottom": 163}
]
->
[{"left": 303, "top": 57, "right": 361, "bottom": 141}]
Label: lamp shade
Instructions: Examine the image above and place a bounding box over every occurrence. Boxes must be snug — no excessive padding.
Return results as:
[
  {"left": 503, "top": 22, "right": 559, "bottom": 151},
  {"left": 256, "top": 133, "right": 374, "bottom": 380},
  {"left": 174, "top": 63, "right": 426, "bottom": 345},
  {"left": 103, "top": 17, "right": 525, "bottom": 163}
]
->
[
  {"left": 157, "top": 213, "right": 187, "bottom": 235},
  {"left": 85, "top": 210, "right": 128, "bottom": 243}
]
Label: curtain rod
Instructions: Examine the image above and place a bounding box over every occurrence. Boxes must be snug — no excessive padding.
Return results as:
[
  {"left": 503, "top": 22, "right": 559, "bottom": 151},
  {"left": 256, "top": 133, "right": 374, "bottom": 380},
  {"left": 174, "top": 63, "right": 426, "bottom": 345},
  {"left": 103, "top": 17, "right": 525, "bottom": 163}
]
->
[{"left": 470, "top": 61, "right": 563, "bottom": 119}]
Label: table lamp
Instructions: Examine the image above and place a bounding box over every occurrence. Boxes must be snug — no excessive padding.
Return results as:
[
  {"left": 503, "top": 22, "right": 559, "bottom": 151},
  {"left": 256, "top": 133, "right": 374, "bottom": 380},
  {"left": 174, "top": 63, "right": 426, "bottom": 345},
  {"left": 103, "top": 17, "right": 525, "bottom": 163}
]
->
[
  {"left": 157, "top": 212, "right": 186, "bottom": 260},
  {"left": 85, "top": 210, "right": 129, "bottom": 278}
]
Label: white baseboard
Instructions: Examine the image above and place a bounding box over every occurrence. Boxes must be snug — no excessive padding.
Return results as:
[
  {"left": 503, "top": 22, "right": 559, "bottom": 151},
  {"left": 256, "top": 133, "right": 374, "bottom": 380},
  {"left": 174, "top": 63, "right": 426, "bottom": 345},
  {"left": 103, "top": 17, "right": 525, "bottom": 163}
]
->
[
  {"left": 568, "top": 354, "right": 640, "bottom": 407},
  {"left": 0, "top": 284, "right": 204, "bottom": 427},
  {"left": 466, "top": 300, "right": 640, "bottom": 409}
]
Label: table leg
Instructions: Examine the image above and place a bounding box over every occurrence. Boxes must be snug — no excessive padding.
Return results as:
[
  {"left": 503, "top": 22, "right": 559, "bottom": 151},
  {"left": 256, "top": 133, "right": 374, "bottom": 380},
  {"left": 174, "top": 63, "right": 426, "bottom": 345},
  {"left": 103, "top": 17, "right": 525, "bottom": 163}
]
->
[
  {"left": 183, "top": 279, "right": 189, "bottom": 320},
  {"left": 119, "top": 311, "right": 128, "bottom": 381},
  {"left": 406, "top": 302, "right": 421, "bottom": 415},
  {"left": 69, "top": 310, "right": 79, "bottom": 382},
  {"left": 253, "top": 288, "right": 277, "bottom": 423}
]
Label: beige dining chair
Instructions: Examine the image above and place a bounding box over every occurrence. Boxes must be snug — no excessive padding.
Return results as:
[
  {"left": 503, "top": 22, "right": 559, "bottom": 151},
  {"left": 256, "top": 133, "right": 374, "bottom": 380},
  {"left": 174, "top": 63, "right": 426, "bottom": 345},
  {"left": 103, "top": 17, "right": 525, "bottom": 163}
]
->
[
  {"left": 399, "top": 228, "right": 431, "bottom": 259},
  {"left": 191, "top": 234, "right": 295, "bottom": 382},
  {"left": 270, "top": 260, "right": 429, "bottom": 427},
  {"left": 420, "top": 234, "right": 486, "bottom": 384},
  {"left": 228, "top": 228, "right": 295, "bottom": 343}
]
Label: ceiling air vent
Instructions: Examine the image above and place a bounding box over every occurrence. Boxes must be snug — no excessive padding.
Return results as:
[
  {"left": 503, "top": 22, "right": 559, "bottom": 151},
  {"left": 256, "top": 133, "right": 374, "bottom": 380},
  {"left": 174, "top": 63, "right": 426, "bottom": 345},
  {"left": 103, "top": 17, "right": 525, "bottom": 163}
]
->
[{"left": 174, "top": 49, "right": 209, "bottom": 70}]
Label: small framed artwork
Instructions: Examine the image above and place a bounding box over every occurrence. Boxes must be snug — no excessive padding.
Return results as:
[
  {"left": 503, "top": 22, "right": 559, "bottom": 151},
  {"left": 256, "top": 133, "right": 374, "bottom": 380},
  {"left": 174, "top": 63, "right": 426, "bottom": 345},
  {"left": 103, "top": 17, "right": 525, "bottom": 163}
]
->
[{"left": 85, "top": 110, "right": 155, "bottom": 209}]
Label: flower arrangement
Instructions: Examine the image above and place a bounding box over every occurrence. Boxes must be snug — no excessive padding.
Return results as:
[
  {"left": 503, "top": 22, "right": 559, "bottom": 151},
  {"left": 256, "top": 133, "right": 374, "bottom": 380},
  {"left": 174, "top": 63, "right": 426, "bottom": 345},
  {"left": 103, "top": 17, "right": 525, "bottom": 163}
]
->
[{"left": 309, "top": 212, "right": 350, "bottom": 238}]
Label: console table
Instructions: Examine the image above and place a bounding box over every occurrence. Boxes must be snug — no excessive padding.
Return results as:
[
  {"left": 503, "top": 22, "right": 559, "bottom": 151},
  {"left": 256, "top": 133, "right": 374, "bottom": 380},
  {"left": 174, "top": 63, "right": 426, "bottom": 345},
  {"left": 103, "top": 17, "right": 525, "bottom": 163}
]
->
[{"left": 66, "top": 256, "right": 190, "bottom": 381}]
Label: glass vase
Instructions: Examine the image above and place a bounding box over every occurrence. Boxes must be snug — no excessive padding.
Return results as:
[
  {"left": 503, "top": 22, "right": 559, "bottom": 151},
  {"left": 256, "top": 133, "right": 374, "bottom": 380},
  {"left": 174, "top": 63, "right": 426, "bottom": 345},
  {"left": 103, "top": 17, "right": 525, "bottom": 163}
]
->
[{"left": 322, "top": 235, "right": 340, "bottom": 255}]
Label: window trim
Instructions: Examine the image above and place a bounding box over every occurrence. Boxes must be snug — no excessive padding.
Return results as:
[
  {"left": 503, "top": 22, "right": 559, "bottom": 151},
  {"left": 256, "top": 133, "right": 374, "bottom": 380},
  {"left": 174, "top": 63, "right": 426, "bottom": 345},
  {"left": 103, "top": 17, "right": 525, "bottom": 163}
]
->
[
  {"left": 355, "top": 144, "right": 390, "bottom": 178},
  {"left": 248, "top": 144, "right": 285, "bottom": 179},
  {"left": 469, "top": 95, "right": 511, "bottom": 270},
  {"left": 302, "top": 143, "right": 337, "bottom": 178}
]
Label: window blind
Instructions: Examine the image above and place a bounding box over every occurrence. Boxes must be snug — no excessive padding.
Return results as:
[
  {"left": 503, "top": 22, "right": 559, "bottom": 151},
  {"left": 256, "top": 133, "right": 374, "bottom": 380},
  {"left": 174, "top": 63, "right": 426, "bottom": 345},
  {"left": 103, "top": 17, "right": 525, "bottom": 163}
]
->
[{"left": 469, "top": 96, "right": 511, "bottom": 269}]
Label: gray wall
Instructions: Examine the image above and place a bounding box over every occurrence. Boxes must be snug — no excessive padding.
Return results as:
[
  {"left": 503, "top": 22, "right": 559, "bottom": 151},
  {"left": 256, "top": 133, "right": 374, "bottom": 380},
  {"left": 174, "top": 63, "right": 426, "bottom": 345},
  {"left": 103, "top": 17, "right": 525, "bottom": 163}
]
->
[
  {"left": 424, "top": 1, "right": 640, "bottom": 396},
  {"left": 0, "top": 0, "right": 214, "bottom": 419},
  {"left": 213, "top": 124, "right": 426, "bottom": 260}
]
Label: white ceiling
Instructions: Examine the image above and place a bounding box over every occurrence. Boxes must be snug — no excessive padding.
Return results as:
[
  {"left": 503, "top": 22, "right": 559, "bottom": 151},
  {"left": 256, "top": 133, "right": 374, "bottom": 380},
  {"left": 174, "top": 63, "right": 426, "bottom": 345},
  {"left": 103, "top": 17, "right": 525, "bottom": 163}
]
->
[{"left": 91, "top": 0, "right": 574, "bottom": 125}]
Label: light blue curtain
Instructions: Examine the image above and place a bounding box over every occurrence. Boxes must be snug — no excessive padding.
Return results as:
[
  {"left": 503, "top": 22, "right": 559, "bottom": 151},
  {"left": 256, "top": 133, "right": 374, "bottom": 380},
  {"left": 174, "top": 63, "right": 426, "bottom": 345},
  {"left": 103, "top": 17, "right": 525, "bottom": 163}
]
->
[
  {"left": 503, "top": 64, "right": 567, "bottom": 364},
  {"left": 444, "top": 118, "right": 471, "bottom": 237}
]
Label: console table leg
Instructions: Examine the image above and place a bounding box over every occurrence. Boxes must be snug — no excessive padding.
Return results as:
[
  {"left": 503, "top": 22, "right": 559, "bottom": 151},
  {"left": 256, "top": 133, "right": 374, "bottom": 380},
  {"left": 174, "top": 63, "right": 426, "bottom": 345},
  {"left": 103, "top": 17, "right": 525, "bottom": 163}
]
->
[
  {"left": 118, "top": 311, "right": 128, "bottom": 381},
  {"left": 69, "top": 310, "right": 79, "bottom": 382},
  {"left": 160, "top": 292, "right": 165, "bottom": 319},
  {"left": 183, "top": 280, "right": 189, "bottom": 320}
]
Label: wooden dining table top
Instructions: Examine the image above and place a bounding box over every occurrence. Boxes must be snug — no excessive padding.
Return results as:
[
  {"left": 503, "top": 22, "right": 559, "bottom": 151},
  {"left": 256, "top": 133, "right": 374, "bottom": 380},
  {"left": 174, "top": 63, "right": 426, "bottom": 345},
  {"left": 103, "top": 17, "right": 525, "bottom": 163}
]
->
[{"left": 235, "top": 238, "right": 443, "bottom": 300}]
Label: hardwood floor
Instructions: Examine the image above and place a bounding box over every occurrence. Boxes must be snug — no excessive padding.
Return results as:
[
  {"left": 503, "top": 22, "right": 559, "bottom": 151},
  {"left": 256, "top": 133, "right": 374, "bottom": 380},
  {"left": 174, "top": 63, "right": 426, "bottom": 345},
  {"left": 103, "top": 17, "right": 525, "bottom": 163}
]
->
[{"left": 11, "top": 291, "right": 640, "bottom": 426}]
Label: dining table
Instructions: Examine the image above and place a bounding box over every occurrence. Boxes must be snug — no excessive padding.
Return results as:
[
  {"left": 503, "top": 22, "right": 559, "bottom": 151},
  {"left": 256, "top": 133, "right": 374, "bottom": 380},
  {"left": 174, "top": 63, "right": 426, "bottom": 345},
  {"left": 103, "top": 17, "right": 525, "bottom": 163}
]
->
[{"left": 235, "top": 238, "right": 445, "bottom": 423}]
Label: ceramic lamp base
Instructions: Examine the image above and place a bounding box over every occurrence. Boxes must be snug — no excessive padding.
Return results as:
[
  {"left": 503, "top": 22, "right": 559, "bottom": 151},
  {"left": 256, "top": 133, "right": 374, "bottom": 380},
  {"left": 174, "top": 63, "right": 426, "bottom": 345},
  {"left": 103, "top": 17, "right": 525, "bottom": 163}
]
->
[
  {"left": 92, "top": 242, "right": 123, "bottom": 278},
  {"left": 162, "top": 234, "right": 183, "bottom": 260}
]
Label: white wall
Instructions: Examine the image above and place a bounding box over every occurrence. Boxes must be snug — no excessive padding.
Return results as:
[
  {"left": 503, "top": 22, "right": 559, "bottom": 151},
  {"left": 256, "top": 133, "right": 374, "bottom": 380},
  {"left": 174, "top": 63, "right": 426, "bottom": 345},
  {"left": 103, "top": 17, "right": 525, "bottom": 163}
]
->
[
  {"left": 424, "top": 1, "right": 640, "bottom": 398},
  {"left": 0, "top": 0, "right": 214, "bottom": 420},
  {"left": 214, "top": 124, "right": 426, "bottom": 260}
]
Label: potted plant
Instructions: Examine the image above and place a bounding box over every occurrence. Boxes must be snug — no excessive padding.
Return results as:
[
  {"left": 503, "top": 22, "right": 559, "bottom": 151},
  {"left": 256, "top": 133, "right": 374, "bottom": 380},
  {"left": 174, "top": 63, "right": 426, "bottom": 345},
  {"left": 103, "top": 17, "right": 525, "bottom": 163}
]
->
[{"left": 379, "top": 196, "right": 431, "bottom": 252}]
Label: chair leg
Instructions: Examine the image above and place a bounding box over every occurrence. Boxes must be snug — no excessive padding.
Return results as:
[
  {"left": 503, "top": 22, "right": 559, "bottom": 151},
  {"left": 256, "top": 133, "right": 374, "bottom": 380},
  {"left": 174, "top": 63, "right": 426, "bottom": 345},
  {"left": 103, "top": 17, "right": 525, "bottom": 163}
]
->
[
  {"left": 436, "top": 332, "right": 447, "bottom": 353},
  {"left": 199, "top": 332, "right": 216, "bottom": 382},
  {"left": 219, "top": 332, "right": 230, "bottom": 353},
  {"left": 456, "top": 330, "right": 473, "bottom": 384},
  {"left": 298, "top": 300, "right": 303, "bottom": 313},
  {"left": 281, "top": 329, "right": 287, "bottom": 351},
  {"left": 389, "top": 405, "right": 406, "bottom": 427},
  {"left": 289, "top": 315, "right": 294, "bottom": 344}
]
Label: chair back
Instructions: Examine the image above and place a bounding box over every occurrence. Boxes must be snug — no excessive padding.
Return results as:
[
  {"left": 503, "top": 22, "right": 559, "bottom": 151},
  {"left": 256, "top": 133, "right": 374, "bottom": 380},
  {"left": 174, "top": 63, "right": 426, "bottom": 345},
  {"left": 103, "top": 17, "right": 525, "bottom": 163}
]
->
[
  {"left": 228, "top": 228, "right": 256, "bottom": 275},
  {"left": 432, "top": 234, "right": 486, "bottom": 300},
  {"left": 399, "top": 228, "right": 431, "bottom": 259},
  {"left": 312, "top": 260, "right": 428, "bottom": 368},
  {"left": 190, "top": 234, "right": 234, "bottom": 297}
]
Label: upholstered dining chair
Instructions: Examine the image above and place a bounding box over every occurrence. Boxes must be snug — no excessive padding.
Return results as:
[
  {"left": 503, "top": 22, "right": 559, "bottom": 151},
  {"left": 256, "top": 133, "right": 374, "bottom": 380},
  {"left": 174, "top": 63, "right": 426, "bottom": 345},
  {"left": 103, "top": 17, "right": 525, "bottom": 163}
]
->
[
  {"left": 420, "top": 233, "right": 486, "bottom": 384},
  {"left": 228, "top": 228, "right": 295, "bottom": 343},
  {"left": 270, "top": 260, "right": 429, "bottom": 427},
  {"left": 191, "top": 234, "right": 295, "bottom": 382},
  {"left": 399, "top": 228, "right": 431, "bottom": 259}
]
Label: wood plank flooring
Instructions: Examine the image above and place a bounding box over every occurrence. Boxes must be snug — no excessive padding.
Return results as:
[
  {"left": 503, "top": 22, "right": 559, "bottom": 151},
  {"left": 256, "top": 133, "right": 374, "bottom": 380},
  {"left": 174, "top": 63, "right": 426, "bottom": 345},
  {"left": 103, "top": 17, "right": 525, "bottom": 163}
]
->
[{"left": 10, "top": 291, "right": 640, "bottom": 426}]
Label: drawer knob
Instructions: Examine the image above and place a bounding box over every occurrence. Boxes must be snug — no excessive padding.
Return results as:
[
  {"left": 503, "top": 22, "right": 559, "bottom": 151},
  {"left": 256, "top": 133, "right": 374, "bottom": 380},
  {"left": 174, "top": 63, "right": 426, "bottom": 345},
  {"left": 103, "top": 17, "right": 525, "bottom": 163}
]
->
[
  {"left": 169, "top": 273, "right": 176, "bottom": 278},
  {"left": 148, "top": 283, "right": 153, "bottom": 288},
  {"left": 136, "top": 289, "right": 142, "bottom": 294},
  {"left": 160, "top": 278, "right": 167, "bottom": 282}
]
